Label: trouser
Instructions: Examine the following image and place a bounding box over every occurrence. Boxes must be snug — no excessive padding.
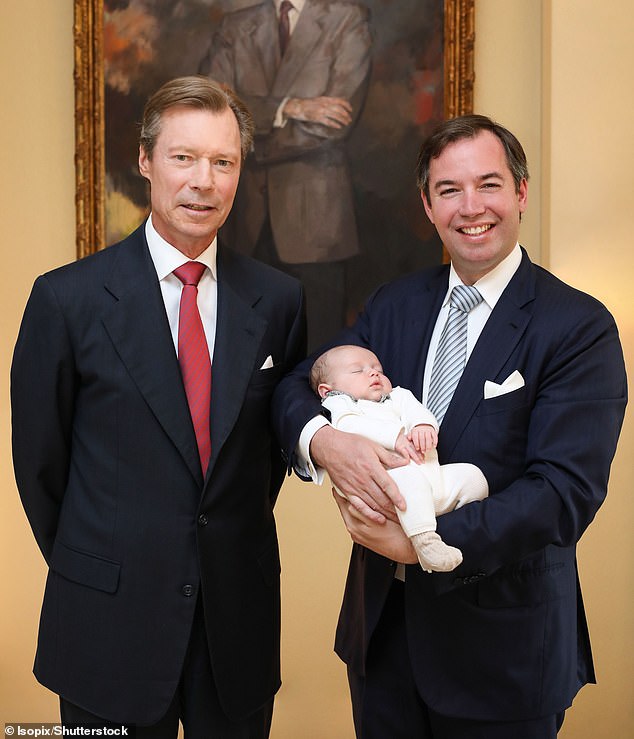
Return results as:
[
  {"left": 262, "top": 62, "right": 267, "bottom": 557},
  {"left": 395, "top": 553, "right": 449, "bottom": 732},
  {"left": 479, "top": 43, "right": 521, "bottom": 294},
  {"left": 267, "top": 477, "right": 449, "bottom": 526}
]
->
[
  {"left": 60, "top": 598, "right": 274, "bottom": 739},
  {"left": 347, "top": 580, "right": 565, "bottom": 739}
]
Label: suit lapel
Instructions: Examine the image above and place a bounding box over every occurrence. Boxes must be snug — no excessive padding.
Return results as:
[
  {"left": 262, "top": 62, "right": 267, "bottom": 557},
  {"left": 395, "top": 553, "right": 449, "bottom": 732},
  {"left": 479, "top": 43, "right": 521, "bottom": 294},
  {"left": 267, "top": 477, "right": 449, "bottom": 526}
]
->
[
  {"left": 249, "top": 3, "right": 281, "bottom": 90},
  {"left": 439, "top": 252, "right": 536, "bottom": 458},
  {"left": 272, "top": 2, "right": 323, "bottom": 95},
  {"left": 101, "top": 228, "right": 203, "bottom": 485},
  {"left": 207, "top": 247, "right": 268, "bottom": 478}
]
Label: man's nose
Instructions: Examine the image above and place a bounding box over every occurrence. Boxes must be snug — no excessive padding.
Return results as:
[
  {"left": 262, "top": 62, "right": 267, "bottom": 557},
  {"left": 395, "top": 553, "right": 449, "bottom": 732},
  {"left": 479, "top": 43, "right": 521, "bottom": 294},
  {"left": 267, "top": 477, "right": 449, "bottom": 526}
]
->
[
  {"left": 460, "top": 188, "right": 485, "bottom": 216},
  {"left": 191, "top": 160, "right": 215, "bottom": 190}
]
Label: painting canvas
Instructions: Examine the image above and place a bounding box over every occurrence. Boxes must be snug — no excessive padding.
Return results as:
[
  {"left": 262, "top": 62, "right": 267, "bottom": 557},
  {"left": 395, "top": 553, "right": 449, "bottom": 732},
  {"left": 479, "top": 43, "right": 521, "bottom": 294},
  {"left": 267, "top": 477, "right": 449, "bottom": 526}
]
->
[{"left": 74, "top": 0, "right": 474, "bottom": 346}]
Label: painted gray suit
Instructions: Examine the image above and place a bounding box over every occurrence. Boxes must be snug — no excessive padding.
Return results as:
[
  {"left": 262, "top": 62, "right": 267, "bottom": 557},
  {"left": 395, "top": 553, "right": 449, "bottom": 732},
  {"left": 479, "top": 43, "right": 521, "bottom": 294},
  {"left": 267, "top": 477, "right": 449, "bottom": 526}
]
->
[{"left": 200, "top": 0, "right": 371, "bottom": 265}]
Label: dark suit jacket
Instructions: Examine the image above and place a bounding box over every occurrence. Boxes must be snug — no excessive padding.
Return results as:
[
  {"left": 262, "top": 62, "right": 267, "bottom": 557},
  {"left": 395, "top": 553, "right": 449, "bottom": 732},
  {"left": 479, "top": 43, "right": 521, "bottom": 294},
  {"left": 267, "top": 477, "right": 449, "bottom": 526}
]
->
[
  {"left": 200, "top": 0, "right": 371, "bottom": 264},
  {"left": 11, "top": 224, "right": 305, "bottom": 724},
  {"left": 272, "top": 249, "right": 627, "bottom": 721}
]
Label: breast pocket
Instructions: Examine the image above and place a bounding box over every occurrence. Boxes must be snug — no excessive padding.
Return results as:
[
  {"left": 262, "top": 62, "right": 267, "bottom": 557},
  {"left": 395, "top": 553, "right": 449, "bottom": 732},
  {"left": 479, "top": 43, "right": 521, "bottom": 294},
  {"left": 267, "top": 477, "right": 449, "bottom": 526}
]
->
[
  {"left": 248, "top": 363, "right": 284, "bottom": 390},
  {"left": 467, "top": 387, "right": 532, "bottom": 488},
  {"left": 476, "top": 386, "right": 530, "bottom": 416}
]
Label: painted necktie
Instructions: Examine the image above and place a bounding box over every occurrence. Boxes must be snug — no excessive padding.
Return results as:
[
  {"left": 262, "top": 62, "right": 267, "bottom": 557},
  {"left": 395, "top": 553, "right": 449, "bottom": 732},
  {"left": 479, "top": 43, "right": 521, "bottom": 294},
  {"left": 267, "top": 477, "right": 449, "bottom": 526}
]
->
[{"left": 279, "top": 1, "right": 294, "bottom": 56}]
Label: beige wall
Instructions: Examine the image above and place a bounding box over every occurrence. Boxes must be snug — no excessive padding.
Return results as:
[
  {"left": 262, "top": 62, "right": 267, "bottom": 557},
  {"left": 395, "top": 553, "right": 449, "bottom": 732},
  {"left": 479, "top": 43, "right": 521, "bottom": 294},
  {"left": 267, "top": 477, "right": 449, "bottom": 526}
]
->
[
  {"left": 1, "top": 1, "right": 631, "bottom": 736},
  {"left": 0, "top": 0, "right": 77, "bottom": 722},
  {"left": 544, "top": 2, "right": 634, "bottom": 736}
]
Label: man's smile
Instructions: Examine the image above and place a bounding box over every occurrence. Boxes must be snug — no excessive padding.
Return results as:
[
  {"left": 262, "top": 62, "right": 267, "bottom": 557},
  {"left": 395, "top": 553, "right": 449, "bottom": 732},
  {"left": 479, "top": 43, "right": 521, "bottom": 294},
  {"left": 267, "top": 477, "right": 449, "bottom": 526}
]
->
[
  {"left": 458, "top": 224, "right": 494, "bottom": 236},
  {"left": 182, "top": 203, "right": 213, "bottom": 212}
]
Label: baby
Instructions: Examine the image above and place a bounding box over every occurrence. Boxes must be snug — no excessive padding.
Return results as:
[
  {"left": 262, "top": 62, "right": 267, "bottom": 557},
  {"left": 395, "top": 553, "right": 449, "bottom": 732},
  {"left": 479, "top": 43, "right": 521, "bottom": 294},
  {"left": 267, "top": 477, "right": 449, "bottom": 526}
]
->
[{"left": 310, "top": 345, "right": 488, "bottom": 572}]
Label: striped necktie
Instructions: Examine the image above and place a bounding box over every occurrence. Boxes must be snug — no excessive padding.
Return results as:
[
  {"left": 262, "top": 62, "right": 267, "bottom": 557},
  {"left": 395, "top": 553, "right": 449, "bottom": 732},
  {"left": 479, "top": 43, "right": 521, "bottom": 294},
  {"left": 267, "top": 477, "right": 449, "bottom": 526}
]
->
[{"left": 427, "top": 284, "right": 483, "bottom": 424}]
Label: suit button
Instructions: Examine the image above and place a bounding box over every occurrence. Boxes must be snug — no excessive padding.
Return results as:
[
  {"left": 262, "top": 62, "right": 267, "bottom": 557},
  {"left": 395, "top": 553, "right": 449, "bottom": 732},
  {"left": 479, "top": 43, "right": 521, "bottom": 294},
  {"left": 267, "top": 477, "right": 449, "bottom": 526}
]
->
[
  {"left": 182, "top": 584, "right": 195, "bottom": 597},
  {"left": 198, "top": 514, "right": 208, "bottom": 526}
]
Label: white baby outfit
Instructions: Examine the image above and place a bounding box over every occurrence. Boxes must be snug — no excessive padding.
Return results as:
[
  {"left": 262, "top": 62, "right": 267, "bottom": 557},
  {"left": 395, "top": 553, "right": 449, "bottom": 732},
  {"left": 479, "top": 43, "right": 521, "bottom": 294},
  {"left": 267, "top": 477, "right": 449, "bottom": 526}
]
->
[{"left": 322, "top": 387, "right": 488, "bottom": 537}]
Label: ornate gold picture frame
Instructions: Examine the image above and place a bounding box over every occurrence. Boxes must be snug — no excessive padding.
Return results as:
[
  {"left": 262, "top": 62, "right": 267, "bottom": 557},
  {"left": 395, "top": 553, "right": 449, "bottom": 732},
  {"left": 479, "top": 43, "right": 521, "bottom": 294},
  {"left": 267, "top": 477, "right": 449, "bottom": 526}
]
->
[{"left": 74, "top": 0, "right": 474, "bottom": 264}]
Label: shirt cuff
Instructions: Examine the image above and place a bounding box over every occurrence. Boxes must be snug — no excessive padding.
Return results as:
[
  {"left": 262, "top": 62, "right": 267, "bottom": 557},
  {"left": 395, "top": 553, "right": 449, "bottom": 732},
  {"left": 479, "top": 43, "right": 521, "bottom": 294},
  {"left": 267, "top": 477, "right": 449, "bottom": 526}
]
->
[
  {"left": 274, "top": 97, "right": 291, "bottom": 128},
  {"left": 296, "top": 415, "right": 330, "bottom": 485}
]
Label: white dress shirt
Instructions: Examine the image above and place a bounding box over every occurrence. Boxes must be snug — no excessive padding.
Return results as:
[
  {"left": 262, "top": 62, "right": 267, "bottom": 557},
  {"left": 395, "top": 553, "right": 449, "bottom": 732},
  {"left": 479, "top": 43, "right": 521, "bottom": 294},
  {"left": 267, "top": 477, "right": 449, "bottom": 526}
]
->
[
  {"left": 422, "top": 244, "right": 522, "bottom": 405},
  {"left": 145, "top": 216, "right": 218, "bottom": 361},
  {"left": 275, "top": 0, "right": 305, "bottom": 33}
]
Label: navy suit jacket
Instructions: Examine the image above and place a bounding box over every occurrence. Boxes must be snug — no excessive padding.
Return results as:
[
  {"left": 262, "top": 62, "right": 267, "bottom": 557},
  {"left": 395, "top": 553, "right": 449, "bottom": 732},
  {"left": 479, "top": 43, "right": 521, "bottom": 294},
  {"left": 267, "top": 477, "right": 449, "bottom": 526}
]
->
[
  {"left": 272, "top": 249, "right": 627, "bottom": 720},
  {"left": 11, "top": 224, "right": 305, "bottom": 723}
]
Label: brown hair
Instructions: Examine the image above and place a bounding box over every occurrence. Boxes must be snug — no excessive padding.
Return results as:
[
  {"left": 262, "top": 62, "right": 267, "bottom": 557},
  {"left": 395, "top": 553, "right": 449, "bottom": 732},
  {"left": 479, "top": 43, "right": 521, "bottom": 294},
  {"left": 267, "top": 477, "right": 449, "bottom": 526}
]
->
[
  {"left": 139, "top": 75, "right": 254, "bottom": 164},
  {"left": 416, "top": 114, "right": 529, "bottom": 201},
  {"left": 309, "top": 350, "right": 331, "bottom": 393}
]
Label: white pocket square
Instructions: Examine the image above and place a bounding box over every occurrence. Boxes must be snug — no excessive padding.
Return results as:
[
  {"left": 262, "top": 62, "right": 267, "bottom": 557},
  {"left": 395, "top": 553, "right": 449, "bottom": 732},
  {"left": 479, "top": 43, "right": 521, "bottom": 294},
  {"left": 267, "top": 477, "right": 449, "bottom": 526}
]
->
[
  {"left": 260, "top": 355, "right": 274, "bottom": 370},
  {"left": 484, "top": 370, "right": 525, "bottom": 399}
]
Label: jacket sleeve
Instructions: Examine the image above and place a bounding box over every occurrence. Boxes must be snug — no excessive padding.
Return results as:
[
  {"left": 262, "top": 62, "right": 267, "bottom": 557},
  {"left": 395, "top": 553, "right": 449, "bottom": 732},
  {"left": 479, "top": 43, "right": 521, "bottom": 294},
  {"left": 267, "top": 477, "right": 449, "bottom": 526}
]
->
[
  {"left": 271, "top": 289, "right": 380, "bottom": 473},
  {"left": 268, "top": 278, "right": 307, "bottom": 498},
  {"left": 11, "top": 275, "right": 77, "bottom": 563},
  {"left": 434, "top": 300, "right": 627, "bottom": 592}
]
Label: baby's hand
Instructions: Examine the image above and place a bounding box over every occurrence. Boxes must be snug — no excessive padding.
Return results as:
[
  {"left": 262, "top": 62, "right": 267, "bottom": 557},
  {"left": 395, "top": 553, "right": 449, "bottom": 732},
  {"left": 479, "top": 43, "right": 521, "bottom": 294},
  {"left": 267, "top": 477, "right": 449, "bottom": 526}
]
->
[
  {"left": 394, "top": 431, "right": 423, "bottom": 464},
  {"left": 409, "top": 424, "right": 438, "bottom": 454}
]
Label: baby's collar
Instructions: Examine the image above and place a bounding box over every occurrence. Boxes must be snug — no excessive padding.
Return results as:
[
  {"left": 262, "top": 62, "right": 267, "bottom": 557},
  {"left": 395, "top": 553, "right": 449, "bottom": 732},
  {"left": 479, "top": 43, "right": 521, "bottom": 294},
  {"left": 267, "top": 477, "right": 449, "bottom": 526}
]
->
[{"left": 322, "top": 390, "right": 391, "bottom": 403}]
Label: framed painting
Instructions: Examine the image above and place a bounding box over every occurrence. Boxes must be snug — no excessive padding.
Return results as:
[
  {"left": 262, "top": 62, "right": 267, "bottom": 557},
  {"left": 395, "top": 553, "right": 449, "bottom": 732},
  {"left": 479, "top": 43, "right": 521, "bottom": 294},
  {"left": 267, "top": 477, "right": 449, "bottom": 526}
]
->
[{"left": 74, "top": 0, "right": 474, "bottom": 344}]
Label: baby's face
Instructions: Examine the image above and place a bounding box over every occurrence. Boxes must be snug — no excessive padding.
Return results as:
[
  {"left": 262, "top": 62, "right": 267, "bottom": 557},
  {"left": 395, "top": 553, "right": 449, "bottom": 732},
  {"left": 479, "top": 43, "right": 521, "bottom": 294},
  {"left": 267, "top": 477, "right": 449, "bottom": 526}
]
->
[{"left": 325, "top": 347, "right": 393, "bottom": 401}]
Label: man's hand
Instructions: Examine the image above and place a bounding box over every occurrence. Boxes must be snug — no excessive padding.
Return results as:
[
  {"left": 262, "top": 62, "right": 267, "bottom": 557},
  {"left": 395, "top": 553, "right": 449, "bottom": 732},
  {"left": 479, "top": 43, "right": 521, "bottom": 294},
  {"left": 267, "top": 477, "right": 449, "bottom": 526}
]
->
[
  {"left": 283, "top": 96, "right": 353, "bottom": 129},
  {"left": 310, "top": 425, "right": 407, "bottom": 522},
  {"left": 333, "top": 490, "right": 418, "bottom": 564}
]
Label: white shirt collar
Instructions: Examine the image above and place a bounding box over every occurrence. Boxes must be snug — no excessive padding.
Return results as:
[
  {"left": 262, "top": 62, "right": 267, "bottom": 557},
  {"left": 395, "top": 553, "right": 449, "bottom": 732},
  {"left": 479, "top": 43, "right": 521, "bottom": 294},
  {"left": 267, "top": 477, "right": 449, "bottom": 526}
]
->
[
  {"left": 275, "top": 0, "right": 305, "bottom": 16},
  {"left": 144, "top": 215, "right": 217, "bottom": 282},
  {"left": 446, "top": 243, "right": 522, "bottom": 310}
]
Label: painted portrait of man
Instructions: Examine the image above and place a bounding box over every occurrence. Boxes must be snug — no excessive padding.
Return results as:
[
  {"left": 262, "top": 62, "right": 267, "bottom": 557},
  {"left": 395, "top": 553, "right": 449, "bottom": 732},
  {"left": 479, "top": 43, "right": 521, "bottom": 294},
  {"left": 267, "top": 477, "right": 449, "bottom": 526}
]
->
[{"left": 103, "top": 0, "right": 445, "bottom": 348}]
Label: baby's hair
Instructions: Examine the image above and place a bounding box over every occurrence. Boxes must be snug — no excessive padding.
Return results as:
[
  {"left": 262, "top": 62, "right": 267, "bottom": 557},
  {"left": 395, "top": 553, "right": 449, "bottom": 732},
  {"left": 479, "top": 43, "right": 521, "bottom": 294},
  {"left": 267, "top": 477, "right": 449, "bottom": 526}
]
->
[
  {"left": 310, "top": 345, "right": 372, "bottom": 393},
  {"left": 309, "top": 349, "right": 331, "bottom": 393}
]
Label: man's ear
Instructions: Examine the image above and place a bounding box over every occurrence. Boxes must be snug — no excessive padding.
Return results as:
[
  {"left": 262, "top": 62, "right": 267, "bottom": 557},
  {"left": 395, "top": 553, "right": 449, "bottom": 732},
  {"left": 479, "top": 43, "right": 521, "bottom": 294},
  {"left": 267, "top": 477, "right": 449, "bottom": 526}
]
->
[
  {"left": 317, "top": 383, "right": 332, "bottom": 399},
  {"left": 420, "top": 190, "right": 435, "bottom": 224},
  {"left": 138, "top": 145, "right": 150, "bottom": 179}
]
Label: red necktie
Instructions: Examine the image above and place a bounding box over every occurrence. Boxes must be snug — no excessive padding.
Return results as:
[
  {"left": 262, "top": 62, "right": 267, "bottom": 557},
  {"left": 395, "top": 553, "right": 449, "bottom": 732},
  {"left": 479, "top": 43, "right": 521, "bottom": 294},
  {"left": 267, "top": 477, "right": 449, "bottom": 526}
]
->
[
  {"left": 174, "top": 262, "right": 212, "bottom": 475},
  {"left": 279, "top": 0, "right": 294, "bottom": 56}
]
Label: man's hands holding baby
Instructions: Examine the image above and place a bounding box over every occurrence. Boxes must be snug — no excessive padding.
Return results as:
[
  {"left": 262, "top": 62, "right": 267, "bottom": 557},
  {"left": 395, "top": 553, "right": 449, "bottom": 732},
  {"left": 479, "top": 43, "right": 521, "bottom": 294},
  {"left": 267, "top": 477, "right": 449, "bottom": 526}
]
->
[
  {"left": 310, "top": 425, "right": 406, "bottom": 522},
  {"left": 310, "top": 423, "right": 438, "bottom": 563}
]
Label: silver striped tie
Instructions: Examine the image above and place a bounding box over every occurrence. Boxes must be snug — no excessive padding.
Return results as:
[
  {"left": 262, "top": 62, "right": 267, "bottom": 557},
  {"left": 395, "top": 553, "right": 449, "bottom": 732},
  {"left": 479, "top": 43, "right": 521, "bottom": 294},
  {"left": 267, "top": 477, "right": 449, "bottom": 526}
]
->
[{"left": 427, "top": 285, "right": 483, "bottom": 423}]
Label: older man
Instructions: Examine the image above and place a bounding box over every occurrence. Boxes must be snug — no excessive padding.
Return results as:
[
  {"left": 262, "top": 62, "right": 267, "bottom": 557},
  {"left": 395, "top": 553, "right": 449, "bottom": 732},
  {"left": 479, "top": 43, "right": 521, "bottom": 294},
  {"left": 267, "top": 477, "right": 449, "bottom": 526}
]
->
[{"left": 12, "top": 76, "right": 305, "bottom": 737}]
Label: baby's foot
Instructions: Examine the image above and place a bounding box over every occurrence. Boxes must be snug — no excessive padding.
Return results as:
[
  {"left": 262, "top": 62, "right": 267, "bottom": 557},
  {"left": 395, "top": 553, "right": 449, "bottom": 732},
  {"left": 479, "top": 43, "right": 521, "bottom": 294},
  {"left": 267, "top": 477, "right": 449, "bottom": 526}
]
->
[{"left": 411, "top": 531, "right": 463, "bottom": 573}]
